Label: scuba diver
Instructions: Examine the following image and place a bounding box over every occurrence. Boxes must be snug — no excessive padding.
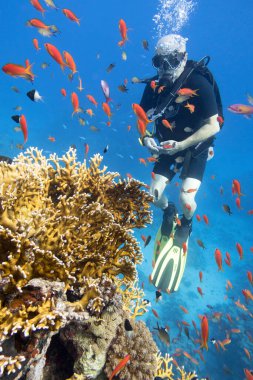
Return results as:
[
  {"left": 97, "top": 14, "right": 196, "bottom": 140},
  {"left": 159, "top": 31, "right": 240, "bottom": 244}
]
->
[{"left": 137, "top": 34, "right": 223, "bottom": 293}]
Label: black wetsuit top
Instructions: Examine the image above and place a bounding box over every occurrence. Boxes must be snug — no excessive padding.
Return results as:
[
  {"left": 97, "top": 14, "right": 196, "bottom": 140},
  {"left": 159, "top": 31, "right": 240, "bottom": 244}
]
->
[
  {"left": 139, "top": 69, "right": 219, "bottom": 181},
  {"left": 140, "top": 70, "right": 218, "bottom": 145}
]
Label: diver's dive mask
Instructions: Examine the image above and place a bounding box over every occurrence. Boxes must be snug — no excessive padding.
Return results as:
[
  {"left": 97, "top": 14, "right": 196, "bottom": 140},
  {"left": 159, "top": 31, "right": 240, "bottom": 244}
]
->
[{"left": 152, "top": 51, "right": 186, "bottom": 70}]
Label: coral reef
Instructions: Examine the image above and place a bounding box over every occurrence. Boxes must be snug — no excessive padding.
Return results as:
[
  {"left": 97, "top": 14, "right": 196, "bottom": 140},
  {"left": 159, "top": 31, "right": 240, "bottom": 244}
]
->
[
  {"left": 0, "top": 148, "right": 153, "bottom": 378},
  {"left": 104, "top": 318, "right": 159, "bottom": 380}
]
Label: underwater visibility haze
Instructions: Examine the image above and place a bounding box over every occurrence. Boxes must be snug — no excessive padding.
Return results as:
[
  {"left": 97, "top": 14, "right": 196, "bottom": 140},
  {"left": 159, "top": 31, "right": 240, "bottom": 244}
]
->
[{"left": 1, "top": 0, "right": 253, "bottom": 379}]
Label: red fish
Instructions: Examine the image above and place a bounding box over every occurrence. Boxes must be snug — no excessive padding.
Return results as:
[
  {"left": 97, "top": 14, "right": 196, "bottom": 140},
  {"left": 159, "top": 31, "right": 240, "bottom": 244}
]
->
[
  {"left": 247, "top": 271, "right": 253, "bottom": 285},
  {"left": 19, "top": 115, "right": 28, "bottom": 144},
  {"left": 177, "top": 88, "right": 198, "bottom": 97},
  {"left": 203, "top": 214, "right": 209, "bottom": 224},
  {"left": 236, "top": 242, "right": 243, "bottom": 259},
  {"left": 61, "top": 88, "right": 67, "bottom": 97},
  {"left": 200, "top": 315, "right": 209, "bottom": 350},
  {"left": 2, "top": 62, "right": 34, "bottom": 82},
  {"left": 152, "top": 308, "right": 159, "bottom": 318},
  {"left": 109, "top": 354, "right": 131, "bottom": 380},
  {"left": 30, "top": 0, "right": 45, "bottom": 15},
  {"left": 245, "top": 368, "right": 253, "bottom": 380},
  {"left": 87, "top": 95, "right": 98, "bottom": 107},
  {"left": 215, "top": 248, "right": 223, "bottom": 271},
  {"left": 132, "top": 103, "right": 151, "bottom": 124},
  {"left": 118, "top": 19, "right": 128, "bottom": 46},
  {"left": 199, "top": 271, "right": 203, "bottom": 282},
  {"left": 182, "top": 242, "right": 188, "bottom": 255},
  {"left": 232, "top": 179, "right": 244, "bottom": 196},
  {"left": 196, "top": 214, "right": 201, "bottom": 222},
  {"left": 235, "top": 197, "right": 242, "bottom": 209},
  {"left": 44, "top": 43, "right": 66, "bottom": 70},
  {"left": 84, "top": 143, "right": 89, "bottom": 158},
  {"left": 102, "top": 102, "right": 112, "bottom": 118},
  {"left": 228, "top": 104, "right": 253, "bottom": 116},
  {"left": 63, "top": 51, "right": 77, "bottom": 75},
  {"left": 197, "top": 287, "right": 204, "bottom": 297},
  {"left": 62, "top": 8, "right": 80, "bottom": 25},
  {"left": 32, "top": 38, "right": 40, "bottom": 51},
  {"left": 71, "top": 92, "right": 82, "bottom": 116}
]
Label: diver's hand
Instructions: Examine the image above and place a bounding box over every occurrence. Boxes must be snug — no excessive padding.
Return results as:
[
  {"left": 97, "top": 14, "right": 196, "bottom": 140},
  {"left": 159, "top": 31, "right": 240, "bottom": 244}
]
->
[
  {"left": 160, "top": 140, "right": 184, "bottom": 155},
  {"left": 143, "top": 137, "right": 161, "bottom": 155}
]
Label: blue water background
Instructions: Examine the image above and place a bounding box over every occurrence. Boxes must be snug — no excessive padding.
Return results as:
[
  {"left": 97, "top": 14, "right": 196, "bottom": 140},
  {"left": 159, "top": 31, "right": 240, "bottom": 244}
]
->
[{"left": 1, "top": 1, "right": 253, "bottom": 379}]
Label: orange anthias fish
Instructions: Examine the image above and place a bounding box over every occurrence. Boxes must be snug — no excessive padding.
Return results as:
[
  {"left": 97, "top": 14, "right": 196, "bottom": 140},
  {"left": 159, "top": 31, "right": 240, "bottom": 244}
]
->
[
  {"left": 132, "top": 103, "right": 151, "bottom": 124},
  {"left": 62, "top": 8, "right": 80, "bottom": 25},
  {"left": 32, "top": 38, "right": 40, "bottom": 51},
  {"left": 215, "top": 248, "right": 223, "bottom": 271},
  {"left": 162, "top": 119, "right": 173, "bottom": 131},
  {"left": 19, "top": 114, "right": 28, "bottom": 144},
  {"left": 2, "top": 62, "right": 34, "bottom": 82},
  {"left": 232, "top": 179, "right": 244, "bottom": 196},
  {"left": 102, "top": 102, "right": 112, "bottom": 118},
  {"left": 30, "top": 0, "right": 46, "bottom": 15},
  {"left": 200, "top": 315, "right": 209, "bottom": 350},
  {"left": 63, "top": 51, "right": 78, "bottom": 75},
  {"left": 109, "top": 354, "right": 131, "bottom": 380},
  {"left": 244, "top": 368, "right": 253, "bottom": 380},
  {"left": 61, "top": 88, "right": 67, "bottom": 97},
  {"left": 203, "top": 214, "right": 209, "bottom": 224},
  {"left": 87, "top": 95, "right": 98, "bottom": 107},
  {"left": 44, "top": 43, "right": 66, "bottom": 70},
  {"left": 118, "top": 19, "right": 128, "bottom": 46},
  {"left": 179, "top": 305, "right": 189, "bottom": 314},
  {"left": 48, "top": 136, "right": 55, "bottom": 142},
  {"left": 26, "top": 18, "right": 58, "bottom": 37},
  {"left": 228, "top": 104, "right": 253, "bottom": 116},
  {"left": 71, "top": 92, "right": 82, "bottom": 116},
  {"left": 236, "top": 242, "right": 243, "bottom": 259},
  {"left": 184, "top": 102, "right": 195, "bottom": 113},
  {"left": 247, "top": 271, "right": 253, "bottom": 285},
  {"left": 84, "top": 143, "right": 89, "bottom": 159},
  {"left": 177, "top": 88, "right": 198, "bottom": 97}
]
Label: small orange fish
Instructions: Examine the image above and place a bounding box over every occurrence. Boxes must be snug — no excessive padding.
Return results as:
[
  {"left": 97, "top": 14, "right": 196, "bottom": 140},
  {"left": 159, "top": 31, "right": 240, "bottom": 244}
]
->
[
  {"left": 177, "top": 88, "right": 198, "bottom": 97},
  {"left": 62, "top": 8, "right": 80, "bottom": 25},
  {"left": 32, "top": 38, "right": 40, "bottom": 51},
  {"left": 182, "top": 188, "right": 197, "bottom": 193},
  {"left": 150, "top": 80, "right": 157, "bottom": 90},
  {"left": 63, "top": 51, "right": 77, "bottom": 75},
  {"left": 197, "top": 287, "right": 204, "bottom": 297},
  {"left": 109, "top": 354, "right": 131, "bottom": 380},
  {"left": 235, "top": 197, "right": 242, "bottom": 209},
  {"left": 61, "top": 88, "right": 67, "bottom": 97},
  {"left": 196, "top": 214, "right": 201, "bottom": 222},
  {"left": 2, "top": 62, "right": 34, "bottom": 82},
  {"left": 139, "top": 158, "right": 146, "bottom": 165},
  {"left": 244, "top": 369, "right": 253, "bottom": 380},
  {"left": 247, "top": 271, "right": 253, "bottom": 285},
  {"left": 236, "top": 242, "right": 243, "bottom": 259},
  {"left": 132, "top": 103, "right": 151, "bottom": 124},
  {"left": 127, "top": 125, "right": 131, "bottom": 132},
  {"left": 215, "top": 248, "right": 223, "bottom": 271},
  {"left": 87, "top": 95, "right": 98, "bottom": 107},
  {"left": 86, "top": 109, "right": 95, "bottom": 117},
  {"left": 203, "top": 214, "right": 209, "bottom": 224},
  {"left": 84, "top": 143, "right": 89, "bottom": 158},
  {"left": 147, "top": 157, "right": 159, "bottom": 163},
  {"left": 184, "top": 102, "right": 195, "bottom": 113},
  {"left": 232, "top": 179, "right": 244, "bottom": 196},
  {"left": 200, "top": 315, "right": 209, "bottom": 350},
  {"left": 231, "top": 328, "right": 241, "bottom": 334},
  {"left": 179, "top": 305, "right": 189, "bottom": 314},
  {"left": 199, "top": 271, "right": 203, "bottom": 282},
  {"left": 244, "top": 348, "right": 251, "bottom": 360},
  {"left": 102, "top": 102, "right": 112, "bottom": 118},
  {"left": 44, "top": 43, "right": 66, "bottom": 70},
  {"left": 182, "top": 242, "right": 188, "bottom": 255},
  {"left": 126, "top": 173, "right": 132, "bottom": 179},
  {"left": 71, "top": 92, "right": 82, "bottom": 116},
  {"left": 19, "top": 114, "right": 28, "bottom": 144},
  {"left": 30, "top": 0, "right": 46, "bottom": 15},
  {"left": 162, "top": 119, "right": 173, "bottom": 130},
  {"left": 118, "top": 19, "right": 128, "bottom": 46},
  {"left": 151, "top": 308, "right": 159, "bottom": 318},
  {"left": 48, "top": 136, "right": 55, "bottom": 142},
  {"left": 151, "top": 172, "right": 156, "bottom": 180}
]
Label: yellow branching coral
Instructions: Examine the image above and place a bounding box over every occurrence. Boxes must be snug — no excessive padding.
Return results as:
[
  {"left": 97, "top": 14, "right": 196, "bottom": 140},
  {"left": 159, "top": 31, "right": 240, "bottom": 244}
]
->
[
  {"left": 0, "top": 354, "right": 26, "bottom": 377},
  {"left": 115, "top": 279, "right": 148, "bottom": 319},
  {"left": 155, "top": 352, "right": 198, "bottom": 380},
  {"left": 0, "top": 148, "right": 153, "bottom": 377}
]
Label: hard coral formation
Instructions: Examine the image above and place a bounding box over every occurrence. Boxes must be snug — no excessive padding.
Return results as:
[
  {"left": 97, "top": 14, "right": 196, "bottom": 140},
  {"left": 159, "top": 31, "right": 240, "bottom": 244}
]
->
[
  {"left": 155, "top": 352, "right": 198, "bottom": 380},
  {"left": 0, "top": 148, "right": 153, "bottom": 378},
  {"left": 105, "top": 318, "right": 159, "bottom": 380}
]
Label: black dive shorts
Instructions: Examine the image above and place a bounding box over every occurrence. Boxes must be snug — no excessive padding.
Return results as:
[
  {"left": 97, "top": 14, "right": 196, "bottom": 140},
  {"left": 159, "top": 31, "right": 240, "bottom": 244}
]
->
[{"left": 153, "top": 148, "right": 209, "bottom": 182}]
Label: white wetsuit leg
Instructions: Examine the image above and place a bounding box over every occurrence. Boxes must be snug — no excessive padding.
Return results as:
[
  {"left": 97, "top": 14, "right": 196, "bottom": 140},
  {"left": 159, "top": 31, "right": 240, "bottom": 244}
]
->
[
  {"left": 150, "top": 173, "right": 170, "bottom": 210},
  {"left": 179, "top": 177, "right": 201, "bottom": 219}
]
